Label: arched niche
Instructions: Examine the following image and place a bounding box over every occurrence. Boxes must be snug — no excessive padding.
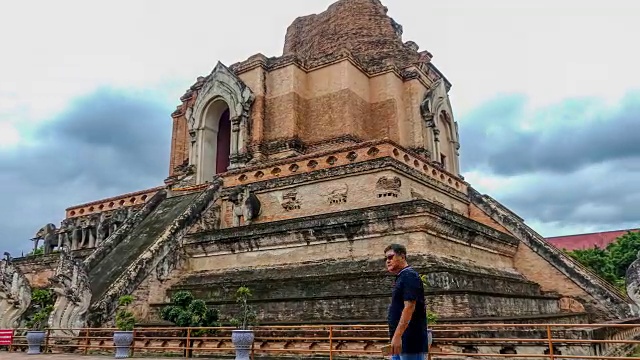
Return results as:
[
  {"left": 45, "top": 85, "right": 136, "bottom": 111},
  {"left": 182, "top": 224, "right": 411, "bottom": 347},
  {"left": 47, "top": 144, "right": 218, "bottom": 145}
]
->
[
  {"left": 187, "top": 62, "right": 255, "bottom": 184},
  {"left": 197, "top": 100, "right": 231, "bottom": 181},
  {"left": 419, "top": 78, "right": 461, "bottom": 176},
  {"left": 438, "top": 110, "right": 460, "bottom": 174}
]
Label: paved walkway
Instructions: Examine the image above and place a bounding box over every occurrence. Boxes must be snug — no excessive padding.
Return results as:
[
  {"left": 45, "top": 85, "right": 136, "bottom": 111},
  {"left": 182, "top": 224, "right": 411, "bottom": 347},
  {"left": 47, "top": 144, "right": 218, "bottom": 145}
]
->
[
  {"left": 0, "top": 353, "right": 224, "bottom": 359},
  {"left": 0, "top": 355, "right": 110, "bottom": 360}
]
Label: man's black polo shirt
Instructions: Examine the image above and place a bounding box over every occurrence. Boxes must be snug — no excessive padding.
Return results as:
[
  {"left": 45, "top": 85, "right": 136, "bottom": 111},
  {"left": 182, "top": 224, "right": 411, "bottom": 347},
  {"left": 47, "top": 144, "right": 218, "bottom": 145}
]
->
[{"left": 387, "top": 266, "right": 428, "bottom": 354}]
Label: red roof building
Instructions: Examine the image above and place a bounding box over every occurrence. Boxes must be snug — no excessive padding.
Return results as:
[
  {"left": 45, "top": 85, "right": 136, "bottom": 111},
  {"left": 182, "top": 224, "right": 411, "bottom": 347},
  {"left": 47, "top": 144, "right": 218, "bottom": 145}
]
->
[{"left": 546, "top": 229, "right": 640, "bottom": 251}]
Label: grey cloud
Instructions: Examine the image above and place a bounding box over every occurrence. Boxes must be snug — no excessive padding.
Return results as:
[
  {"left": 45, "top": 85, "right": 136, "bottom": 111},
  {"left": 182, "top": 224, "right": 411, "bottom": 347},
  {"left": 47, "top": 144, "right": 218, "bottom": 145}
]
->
[
  {"left": 496, "top": 160, "right": 640, "bottom": 227},
  {"left": 459, "top": 90, "right": 640, "bottom": 176},
  {"left": 459, "top": 90, "right": 640, "bottom": 234},
  {"left": 0, "top": 87, "right": 172, "bottom": 255}
]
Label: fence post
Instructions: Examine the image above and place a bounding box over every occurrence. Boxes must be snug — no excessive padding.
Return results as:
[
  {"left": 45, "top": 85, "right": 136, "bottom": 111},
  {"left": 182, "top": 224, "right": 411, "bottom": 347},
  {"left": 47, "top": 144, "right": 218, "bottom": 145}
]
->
[
  {"left": 329, "top": 326, "right": 333, "bottom": 360},
  {"left": 546, "top": 325, "right": 555, "bottom": 360},
  {"left": 130, "top": 328, "right": 136, "bottom": 358},
  {"left": 44, "top": 328, "right": 50, "bottom": 353},
  {"left": 185, "top": 327, "right": 191, "bottom": 359},
  {"left": 8, "top": 329, "right": 14, "bottom": 352},
  {"left": 83, "top": 328, "right": 89, "bottom": 355}
]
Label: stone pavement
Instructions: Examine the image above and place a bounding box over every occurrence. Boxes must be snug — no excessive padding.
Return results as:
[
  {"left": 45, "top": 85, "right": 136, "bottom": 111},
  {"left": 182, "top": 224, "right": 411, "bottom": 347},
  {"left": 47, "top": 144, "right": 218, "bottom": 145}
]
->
[{"left": 0, "top": 353, "right": 223, "bottom": 359}]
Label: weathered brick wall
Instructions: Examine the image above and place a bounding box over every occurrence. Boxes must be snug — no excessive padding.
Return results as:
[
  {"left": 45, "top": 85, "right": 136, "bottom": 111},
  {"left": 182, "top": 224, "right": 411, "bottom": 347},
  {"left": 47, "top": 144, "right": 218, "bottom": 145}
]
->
[
  {"left": 429, "top": 293, "right": 560, "bottom": 318},
  {"left": 14, "top": 255, "right": 58, "bottom": 288},
  {"left": 469, "top": 203, "right": 511, "bottom": 234},
  {"left": 169, "top": 91, "right": 197, "bottom": 177},
  {"left": 128, "top": 257, "right": 187, "bottom": 322},
  {"left": 218, "top": 169, "right": 468, "bottom": 228},
  {"left": 264, "top": 89, "right": 384, "bottom": 145},
  {"left": 283, "top": 0, "right": 418, "bottom": 68},
  {"left": 142, "top": 256, "right": 565, "bottom": 323},
  {"left": 169, "top": 113, "right": 189, "bottom": 176},
  {"left": 470, "top": 203, "right": 598, "bottom": 309},
  {"left": 467, "top": 197, "right": 598, "bottom": 304},
  {"left": 514, "top": 244, "right": 594, "bottom": 300},
  {"left": 13, "top": 249, "right": 93, "bottom": 288},
  {"left": 259, "top": 63, "right": 407, "bottom": 151}
]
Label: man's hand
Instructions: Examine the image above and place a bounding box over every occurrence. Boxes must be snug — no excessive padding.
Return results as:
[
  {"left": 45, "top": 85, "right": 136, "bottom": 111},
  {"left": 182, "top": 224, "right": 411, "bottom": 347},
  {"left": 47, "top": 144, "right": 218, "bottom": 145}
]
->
[{"left": 391, "top": 334, "right": 402, "bottom": 355}]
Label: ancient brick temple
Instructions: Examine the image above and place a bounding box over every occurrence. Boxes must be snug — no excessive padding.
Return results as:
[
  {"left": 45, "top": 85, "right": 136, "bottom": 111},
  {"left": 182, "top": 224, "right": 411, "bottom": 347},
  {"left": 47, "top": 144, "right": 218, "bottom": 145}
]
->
[{"left": 7, "top": 0, "right": 638, "bottom": 330}]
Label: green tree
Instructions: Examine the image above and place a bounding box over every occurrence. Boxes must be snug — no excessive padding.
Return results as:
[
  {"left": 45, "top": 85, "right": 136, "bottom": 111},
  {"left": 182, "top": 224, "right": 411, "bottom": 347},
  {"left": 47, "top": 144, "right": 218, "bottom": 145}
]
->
[
  {"left": 25, "top": 288, "right": 55, "bottom": 331},
  {"left": 160, "top": 290, "right": 220, "bottom": 358},
  {"left": 115, "top": 295, "right": 136, "bottom": 331},
  {"left": 606, "top": 231, "right": 640, "bottom": 279},
  {"left": 229, "top": 286, "right": 258, "bottom": 330},
  {"left": 566, "top": 247, "right": 618, "bottom": 283},
  {"left": 565, "top": 230, "right": 640, "bottom": 292}
]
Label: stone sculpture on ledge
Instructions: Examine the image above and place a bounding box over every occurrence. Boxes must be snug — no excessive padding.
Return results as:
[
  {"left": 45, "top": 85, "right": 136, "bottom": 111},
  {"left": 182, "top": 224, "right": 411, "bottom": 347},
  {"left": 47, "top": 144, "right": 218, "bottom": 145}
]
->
[
  {"left": 47, "top": 247, "right": 92, "bottom": 337},
  {"left": 32, "top": 223, "right": 58, "bottom": 255},
  {"left": 29, "top": 207, "right": 134, "bottom": 254},
  {"left": 0, "top": 252, "right": 32, "bottom": 329},
  {"left": 230, "top": 187, "right": 261, "bottom": 226}
]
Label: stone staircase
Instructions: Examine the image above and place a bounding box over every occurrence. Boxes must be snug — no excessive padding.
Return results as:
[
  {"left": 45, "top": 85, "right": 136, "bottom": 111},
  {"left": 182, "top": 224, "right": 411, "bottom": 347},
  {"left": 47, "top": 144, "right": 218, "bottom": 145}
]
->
[
  {"left": 87, "top": 192, "right": 201, "bottom": 302},
  {"left": 75, "top": 181, "right": 222, "bottom": 327},
  {"left": 88, "top": 181, "right": 222, "bottom": 326},
  {"left": 468, "top": 187, "right": 638, "bottom": 320}
]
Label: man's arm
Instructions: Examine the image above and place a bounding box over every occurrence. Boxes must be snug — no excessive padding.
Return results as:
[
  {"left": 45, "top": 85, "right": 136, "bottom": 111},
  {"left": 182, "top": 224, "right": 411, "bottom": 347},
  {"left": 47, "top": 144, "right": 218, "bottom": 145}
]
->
[
  {"left": 393, "top": 300, "right": 416, "bottom": 339},
  {"left": 390, "top": 273, "right": 421, "bottom": 354},
  {"left": 391, "top": 300, "right": 416, "bottom": 354}
]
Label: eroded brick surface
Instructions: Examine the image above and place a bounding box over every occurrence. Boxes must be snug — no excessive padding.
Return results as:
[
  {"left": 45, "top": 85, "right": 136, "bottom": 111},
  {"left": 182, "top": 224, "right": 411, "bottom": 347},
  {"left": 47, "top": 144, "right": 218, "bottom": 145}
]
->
[{"left": 283, "top": 0, "right": 419, "bottom": 68}]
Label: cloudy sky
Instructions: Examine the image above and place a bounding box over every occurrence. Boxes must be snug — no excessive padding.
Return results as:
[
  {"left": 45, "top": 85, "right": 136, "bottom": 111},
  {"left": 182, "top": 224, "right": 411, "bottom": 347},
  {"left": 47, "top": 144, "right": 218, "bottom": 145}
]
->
[{"left": 1, "top": 0, "right": 638, "bottom": 255}]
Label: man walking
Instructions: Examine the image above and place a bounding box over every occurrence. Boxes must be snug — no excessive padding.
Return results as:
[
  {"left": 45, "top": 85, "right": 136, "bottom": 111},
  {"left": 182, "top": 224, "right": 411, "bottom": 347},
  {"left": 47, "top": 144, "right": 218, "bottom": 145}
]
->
[{"left": 385, "top": 243, "right": 429, "bottom": 360}]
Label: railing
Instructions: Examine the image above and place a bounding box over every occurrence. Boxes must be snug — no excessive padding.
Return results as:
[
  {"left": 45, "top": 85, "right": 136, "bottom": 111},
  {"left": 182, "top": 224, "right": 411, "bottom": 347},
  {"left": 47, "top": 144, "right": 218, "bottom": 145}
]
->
[{"left": 2, "top": 323, "right": 640, "bottom": 359}]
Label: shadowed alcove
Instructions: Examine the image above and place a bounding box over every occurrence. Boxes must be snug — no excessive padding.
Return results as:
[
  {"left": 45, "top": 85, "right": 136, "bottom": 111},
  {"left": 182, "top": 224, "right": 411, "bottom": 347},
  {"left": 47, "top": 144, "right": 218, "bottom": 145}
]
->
[{"left": 199, "top": 99, "right": 231, "bottom": 182}]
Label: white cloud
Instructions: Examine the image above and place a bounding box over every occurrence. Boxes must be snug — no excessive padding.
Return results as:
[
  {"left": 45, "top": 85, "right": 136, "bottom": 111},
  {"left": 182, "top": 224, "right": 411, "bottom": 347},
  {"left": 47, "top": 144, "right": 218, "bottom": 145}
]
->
[
  {"left": 2, "top": 0, "right": 639, "bottom": 128},
  {"left": 0, "top": 123, "right": 20, "bottom": 148}
]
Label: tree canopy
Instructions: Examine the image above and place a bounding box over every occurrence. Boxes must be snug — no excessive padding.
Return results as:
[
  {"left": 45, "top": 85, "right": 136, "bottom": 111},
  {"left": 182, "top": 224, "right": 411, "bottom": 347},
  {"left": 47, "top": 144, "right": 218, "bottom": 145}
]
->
[
  {"left": 565, "top": 230, "right": 640, "bottom": 291},
  {"left": 160, "top": 290, "right": 220, "bottom": 335}
]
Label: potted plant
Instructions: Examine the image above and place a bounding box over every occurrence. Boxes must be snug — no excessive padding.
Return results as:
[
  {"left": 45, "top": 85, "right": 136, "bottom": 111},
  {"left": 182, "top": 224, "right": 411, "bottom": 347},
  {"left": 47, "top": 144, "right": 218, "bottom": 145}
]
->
[
  {"left": 25, "top": 305, "right": 52, "bottom": 354},
  {"left": 230, "top": 286, "right": 257, "bottom": 360},
  {"left": 25, "top": 288, "right": 54, "bottom": 355},
  {"left": 113, "top": 295, "right": 136, "bottom": 359}
]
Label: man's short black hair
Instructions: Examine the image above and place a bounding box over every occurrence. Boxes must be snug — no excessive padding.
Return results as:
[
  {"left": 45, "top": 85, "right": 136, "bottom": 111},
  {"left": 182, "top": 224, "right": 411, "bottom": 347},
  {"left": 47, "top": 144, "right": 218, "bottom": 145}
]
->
[{"left": 384, "top": 243, "right": 407, "bottom": 257}]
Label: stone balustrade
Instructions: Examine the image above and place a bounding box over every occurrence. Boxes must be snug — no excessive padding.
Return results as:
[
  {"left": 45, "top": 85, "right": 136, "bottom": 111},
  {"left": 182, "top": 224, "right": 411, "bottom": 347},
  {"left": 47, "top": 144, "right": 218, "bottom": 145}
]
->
[
  {"left": 222, "top": 140, "right": 467, "bottom": 195},
  {"left": 65, "top": 187, "right": 163, "bottom": 218}
]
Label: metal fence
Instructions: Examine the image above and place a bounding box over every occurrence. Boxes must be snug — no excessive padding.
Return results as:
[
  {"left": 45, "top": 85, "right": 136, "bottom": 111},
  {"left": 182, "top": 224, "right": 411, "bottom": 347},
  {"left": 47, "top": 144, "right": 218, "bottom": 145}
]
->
[{"left": 2, "top": 322, "right": 640, "bottom": 359}]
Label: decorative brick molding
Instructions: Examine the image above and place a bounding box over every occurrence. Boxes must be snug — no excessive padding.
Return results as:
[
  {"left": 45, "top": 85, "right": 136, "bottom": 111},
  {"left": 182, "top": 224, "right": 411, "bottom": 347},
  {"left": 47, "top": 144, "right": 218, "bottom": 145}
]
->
[
  {"left": 185, "top": 199, "right": 517, "bottom": 256},
  {"left": 83, "top": 190, "right": 168, "bottom": 271},
  {"left": 221, "top": 139, "right": 466, "bottom": 195},
  {"left": 65, "top": 187, "right": 163, "bottom": 218}
]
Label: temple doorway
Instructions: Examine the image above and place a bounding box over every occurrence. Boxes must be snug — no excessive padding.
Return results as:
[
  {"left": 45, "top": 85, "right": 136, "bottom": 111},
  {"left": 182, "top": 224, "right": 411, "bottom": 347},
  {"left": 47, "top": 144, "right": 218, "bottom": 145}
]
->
[
  {"left": 216, "top": 108, "right": 231, "bottom": 173},
  {"left": 197, "top": 99, "right": 232, "bottom": 182}
]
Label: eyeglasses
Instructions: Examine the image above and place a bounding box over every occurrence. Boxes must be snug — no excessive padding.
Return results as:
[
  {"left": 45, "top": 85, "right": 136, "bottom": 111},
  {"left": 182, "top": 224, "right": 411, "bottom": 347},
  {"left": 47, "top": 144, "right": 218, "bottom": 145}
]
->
[{"left": 385, "top": 254, "right": 395, "bottom": 261}]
